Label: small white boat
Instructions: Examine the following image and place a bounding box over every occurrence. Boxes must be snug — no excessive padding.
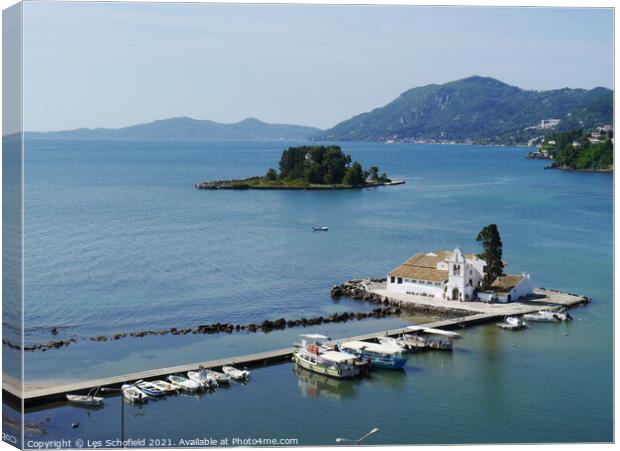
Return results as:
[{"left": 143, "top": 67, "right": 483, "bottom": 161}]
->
[
  {"left": 312, "top": 226, "right": 328, "bottom": 232},
  {"left": 121, "top": 384, "right": 148, "bottom": 403},
  {"left": 523, "top": 308, "right": 572, "bottom": 322},
  {"left": 149, "top": 380, "right": 178, "bottom": 393},
  {"left": 66, "top": 388, "right": 104, "bottom": 407},
  {"left": 497, "top": 316, "right": 527, "bottom": 330},
  {"left": 222, "top": 366, "right": 251, "bottom": 380},
  {"left": 188, "top": 369, "right": 218, "bottom": 389},
  {"left": 167, "top": 374, "right": 200, "bottom": 392},
  {"left": 135, "top": 380, "right": 166, "bottom": 397},
  {"left": 205, "top": 369, "right": 231, "bottom": 385}
]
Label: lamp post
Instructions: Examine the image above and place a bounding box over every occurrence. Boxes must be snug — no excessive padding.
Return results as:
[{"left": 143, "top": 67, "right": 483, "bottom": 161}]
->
[
  {"left": 336, "top": 427, "right": 379, "bottom": 445},
  {"left": 100, "top": 387, "right": 124, "bottom": 447}
]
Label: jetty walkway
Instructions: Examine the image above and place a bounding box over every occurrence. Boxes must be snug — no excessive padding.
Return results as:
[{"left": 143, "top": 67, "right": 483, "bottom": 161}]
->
[{"left": 6, "top": 288, "right": 587, "bottom": 408}]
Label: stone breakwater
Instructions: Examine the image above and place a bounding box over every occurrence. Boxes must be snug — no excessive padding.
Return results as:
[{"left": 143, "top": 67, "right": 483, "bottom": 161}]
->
[
  {"left": 331, "top": 278, "right": 479, "bottom": 317},
  {"left": 3, "top": 306, "right": 402, "bottom": 353}
]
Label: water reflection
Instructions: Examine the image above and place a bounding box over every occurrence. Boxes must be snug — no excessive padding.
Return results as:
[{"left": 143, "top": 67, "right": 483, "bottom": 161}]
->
[{"left": 293, "top": 366, "right": 359, "bottom": 400}]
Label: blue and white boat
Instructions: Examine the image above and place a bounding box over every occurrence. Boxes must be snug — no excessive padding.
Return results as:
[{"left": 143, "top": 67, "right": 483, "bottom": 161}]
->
[
  {"left": 135, "top": 380, "right": 166, "bottom": 397},
  {"left": 339, "top": 340, "right": 407, "bottom": 370}
]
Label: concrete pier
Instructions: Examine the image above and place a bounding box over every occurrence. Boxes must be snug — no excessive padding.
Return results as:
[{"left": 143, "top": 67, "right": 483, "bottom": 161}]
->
[{"left": 6, "top": 287, "right": 587, "bottom": 408}]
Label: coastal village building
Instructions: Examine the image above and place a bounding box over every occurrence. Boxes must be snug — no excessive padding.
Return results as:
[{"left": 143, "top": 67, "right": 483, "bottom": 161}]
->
[{"left": 387, "top": 247, "right": 534, "bottom": 303}]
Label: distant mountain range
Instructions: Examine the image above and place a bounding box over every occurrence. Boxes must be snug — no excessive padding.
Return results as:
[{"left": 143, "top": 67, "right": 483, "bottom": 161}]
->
[
  {"left": 312, "top": 76, "right": 613, "bottom": 145},
  {"left": 26, "top": 117, "right": 321, "bottom": 141},
  {"left": 27, "top": 76, "right": 612, "bottom": 145}
]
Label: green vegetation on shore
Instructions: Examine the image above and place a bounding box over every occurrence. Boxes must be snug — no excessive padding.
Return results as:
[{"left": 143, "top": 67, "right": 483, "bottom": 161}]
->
[
  {"left": 196, "top": 145, "right": 392, "bottom": 190},
  {"left": 542, "top": 129, "right": 613, "bottom": 171},
  {"left": 266, "top": 145, "right": 390, "bottom": 186}
]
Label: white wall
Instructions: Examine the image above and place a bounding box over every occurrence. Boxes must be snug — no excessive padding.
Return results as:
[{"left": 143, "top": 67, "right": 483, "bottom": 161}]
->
[{"left": 387, "top": 277, "right": 444, "bottom": 297}]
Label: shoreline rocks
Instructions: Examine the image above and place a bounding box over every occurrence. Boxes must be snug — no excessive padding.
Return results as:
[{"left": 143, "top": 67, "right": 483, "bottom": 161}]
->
[
  {"left": 8, "top": 305, "right": 402, "bottom": 353},
  {"left": 331, "top": 278, "right": 478, "bottom": 318}
]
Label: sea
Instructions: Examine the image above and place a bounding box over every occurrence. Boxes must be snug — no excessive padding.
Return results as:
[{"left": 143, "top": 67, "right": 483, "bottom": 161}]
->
[{"left": 6, "top": 138, "right": 613, "bottom": 445}]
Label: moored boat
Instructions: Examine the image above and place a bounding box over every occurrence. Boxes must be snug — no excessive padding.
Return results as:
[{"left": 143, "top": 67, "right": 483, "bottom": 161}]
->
[
  {"left": 339, "top": 340, "right": 407, "bottom": 369},
  {"left": 167, "top": 374, "right": 201, "bottom": 392},
  {"left": 222, "top": 366, "right": 251, "bottom": 381},
  {"left": 188, "top": 369, "right": 218, "bottom": 389},
  {"left": 398, "top": 326, "right": 456, "bottom": 351},
  {"left": 497, "top": 316, "right": 527, "bottom": 330},
  {"left": 66, "top": 387, "right": 104, "bottom": 407},
  {"left": 204, "top": 369, "right": 231, "bottom": 385},
  {"left": 523, "top": 308, "right": 572, "bottom": 322},
  {"left": 149, "top": 380, "right": 178, "bottom": 393},
  {"left": 121, "top": 384, "right": 148, "bottom": 403},
  {"left": 135, "top": 380, "right": 166, "bottom": 397},
  {"left": 293, "top": 334, "right": 362, "bottom": 378}
]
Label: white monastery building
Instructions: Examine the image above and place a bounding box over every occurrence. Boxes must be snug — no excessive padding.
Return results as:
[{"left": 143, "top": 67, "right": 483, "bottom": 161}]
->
[{"left": 387, "top": 247, "right": 535, "bottom": 303}]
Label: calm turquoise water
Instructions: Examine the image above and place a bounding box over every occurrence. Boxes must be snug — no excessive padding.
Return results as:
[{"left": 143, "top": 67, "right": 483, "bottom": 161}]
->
[{"left": 15, "top": 139, "right": 612, "bottom": 444}]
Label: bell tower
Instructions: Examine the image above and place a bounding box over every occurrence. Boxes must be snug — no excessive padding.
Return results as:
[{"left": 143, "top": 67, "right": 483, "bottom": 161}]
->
[{"left": 447, "top": 247, "right": 466, "bottom": 301}]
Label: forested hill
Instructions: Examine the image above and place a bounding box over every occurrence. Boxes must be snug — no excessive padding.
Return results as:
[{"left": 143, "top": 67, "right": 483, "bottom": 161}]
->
[{"left": 312, "top": 76, "right": 612, "bottom": 145}]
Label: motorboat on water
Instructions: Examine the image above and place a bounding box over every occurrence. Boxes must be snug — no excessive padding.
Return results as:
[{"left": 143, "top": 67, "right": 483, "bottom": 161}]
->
[
  {"left": 523, "top": 308, "right": 572, "bottom": 322},
  {"left": 188, "top": 369, "right": 218, "bottom": 389},
  {"left": 497, "top": 316, "right": 527, "bottom": 330},
  {"left": 204, "top": 369, "right": 232, "bottom": 385},
  {"left": 293, "top": 334, "right": 363, "bottom": 378},
  {"left": 312, "top": 226, "right": 328, "bottom": 232},
  {"left": 149, "top": 380, "right": 178, "bottom": 393},
  {"left": 339, "top": 340, "right": 407, "bottom": 370},
  {"left": 66, "top": 387, "right": 104, "bottom": 407},
  {"left": 121, "top": 384, "right": 148, "bottom": 403},
  {"left": 135, "top": 380, "right": 166, "bottom": 397},
  {"left": 167, "top": 375, "right": 201, "bottom": 392},
  {"left": 397, "top": 326, "right": 457, "bottom": 351},
  {"left": 222, "top": 366, "right": 250, "bottom": 381}
]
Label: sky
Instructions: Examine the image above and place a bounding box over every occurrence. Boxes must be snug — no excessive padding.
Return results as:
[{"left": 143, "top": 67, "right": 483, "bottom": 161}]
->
[{"left": 22, "top": 3, "right": 614, "bottom": 131}]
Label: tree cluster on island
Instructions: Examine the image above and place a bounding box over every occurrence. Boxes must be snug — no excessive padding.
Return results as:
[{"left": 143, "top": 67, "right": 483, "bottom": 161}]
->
[
  {"left": 534, "top": 128, "right": 613, "bottom": 171},
  {"left": 264, "top": 145, "right": 391, "bottom": 187}
]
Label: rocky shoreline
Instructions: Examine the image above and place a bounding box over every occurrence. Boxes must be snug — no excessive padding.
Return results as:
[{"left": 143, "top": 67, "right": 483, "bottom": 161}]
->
[
  {"left": 4, "top": 306, "right": 402, "bottom": 353},
  {"left": 330, "top": 278, "right": 475, "bottom": 317},
  {"left": 194, "top": 178, "right": 404, "bottom": 190},
  {"left": 526, "top": 150, "right": 553, "bottom": 160}
]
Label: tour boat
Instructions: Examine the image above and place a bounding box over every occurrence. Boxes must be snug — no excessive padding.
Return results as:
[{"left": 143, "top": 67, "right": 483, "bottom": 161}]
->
[
  {"left": 497, "top": 316, "right": 527, "bottom": 330},
  {"left": 293, "top": 334, "right": 362, "bottom": 378},
  {"left": 135, "top": 380, "right": 166, "bottom": 397},
  {"left": 523, "top": 308, "right": 572, "bottom": 322},
  {"left": 188, "top": 369, "right": 218, "bottom": 389},
  {"left": 167, "top": 374, "right": 201, "bottom": 392},
  {"left": 121, "top": 384, "right": 148, "bottom": 403},
  {"left": 222, "top": 366, "right": 251, "bottom": 381},
  {"left": 312, "top": 226, "right": 328, "bottom": 232},
  {"left": 149, "top": 380, "right": 178, "bottom": 393},
  {"left": 205, "top": 369, "right": 231, "bottom": 385},
  {"left": 397, "top": 326, "right": 457, "bottom": 351},
  {"left": 66, "top": 387, "right": 104, "bottom": 407},
  {"left": 339, "top": 340, "right": 407, "bottom": 369}
]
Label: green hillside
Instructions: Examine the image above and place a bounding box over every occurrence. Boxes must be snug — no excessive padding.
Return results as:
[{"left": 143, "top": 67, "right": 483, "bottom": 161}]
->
[{"left": 313, "top": 76, "right": 612, "bottom": 145}]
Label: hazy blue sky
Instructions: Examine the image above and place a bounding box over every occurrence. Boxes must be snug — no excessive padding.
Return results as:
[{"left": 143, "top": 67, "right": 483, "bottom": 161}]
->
[{"left": 23, "top": 3, "right": 613, "bottom": 131}]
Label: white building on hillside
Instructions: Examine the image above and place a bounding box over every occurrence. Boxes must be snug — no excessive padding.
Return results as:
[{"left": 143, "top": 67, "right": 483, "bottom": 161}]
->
[{"left": 387, "top": 247, "right": 534, "bottom": 303}]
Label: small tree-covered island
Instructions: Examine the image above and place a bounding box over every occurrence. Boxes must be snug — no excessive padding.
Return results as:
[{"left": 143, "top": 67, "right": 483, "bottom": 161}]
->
[{"left": 195, "top": 145, "right": 403, "bottom": 190}]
